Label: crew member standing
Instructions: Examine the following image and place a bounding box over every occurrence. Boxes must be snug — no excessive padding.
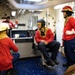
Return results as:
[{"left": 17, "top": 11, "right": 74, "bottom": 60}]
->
[
  {"left": 61, "top": 6, "right": 75, "bottom": 67},
  {"left": 2, "top": 16, "right": 15, "bottom": 37}
]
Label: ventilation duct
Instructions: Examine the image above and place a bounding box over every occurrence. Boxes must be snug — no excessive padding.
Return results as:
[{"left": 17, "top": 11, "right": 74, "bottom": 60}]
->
[
  {"left": 8, "top": 0, "right": 52, "bottom": 10},
  {"left": 8, "top": 0, "right": 75, "bottom": 10}
]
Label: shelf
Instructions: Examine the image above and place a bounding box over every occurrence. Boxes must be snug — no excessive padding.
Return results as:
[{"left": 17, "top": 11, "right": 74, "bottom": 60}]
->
[
  {"left": 12, "top": 37, "right": 33, "bottom": 40},
  {"left": 10, "top": 30, "right": 34, "bottom": 38},
  {"left": 11, "top": 29, "right": 33, "bottom": 31}
]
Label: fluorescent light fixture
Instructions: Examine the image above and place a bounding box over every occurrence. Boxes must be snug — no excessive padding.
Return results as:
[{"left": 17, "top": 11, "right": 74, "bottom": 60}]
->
[
  {"left": 38, "top": 10, "right": 43, "bottom": 11},
  {"left": 11, "top": 11, "right": 16, "bottom": 16},
  {"left": 27, "top": 0, "right": 42, "bottom": 2},
  {"left": 54, "top": 5, "right": 62, "bottom": 9},
  {"left": 54, "top": 4, "right": 68, "bottom": 9}
]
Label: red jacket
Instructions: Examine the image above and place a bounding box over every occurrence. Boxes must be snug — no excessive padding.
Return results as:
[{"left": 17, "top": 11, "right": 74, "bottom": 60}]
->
[
  {"left": 63, "top": 17, "right": 75, "bottom": 40},
  {"left": 35, "top": 28, "right": 54, "bottom": 44},
  {"left": 0, "top": 38, "right": 18, "bottom": 71},
  {"left": 2, "top": 20, "right": 15, "bottom": 28}
]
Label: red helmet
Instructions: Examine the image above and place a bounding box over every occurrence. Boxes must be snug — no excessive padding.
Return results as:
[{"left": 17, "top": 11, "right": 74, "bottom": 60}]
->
[{"left": 61, "top": 6, "right": 73, "bottom": 13}]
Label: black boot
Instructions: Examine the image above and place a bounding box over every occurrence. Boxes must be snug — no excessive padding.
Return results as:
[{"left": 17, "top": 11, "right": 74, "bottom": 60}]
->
[
  {"left": 6, "top": 68, "right": 18, "bottom": 75},
  {"left": 52, "top": 59, "right": 59, "bottom": 65},
  {"left": 45, "top": 60, "right": 56, "bottom": 66},
  {"left": 63, "top": 63, "right": 69, "bottom": 67}
]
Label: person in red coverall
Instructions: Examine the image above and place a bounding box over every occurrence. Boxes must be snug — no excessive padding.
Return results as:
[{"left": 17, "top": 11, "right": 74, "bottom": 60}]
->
[
  {"left": 2, "top": 16, "right": 15, "bottom": 37},
  {"left": 35, "top": 19, "right": 60, "bottom": 66},
  {"left": 61, "top": 6, "right": 75, "bottom": 67},
  {"left": 0, "top": 23, "right": 20, "bottom": 75}
]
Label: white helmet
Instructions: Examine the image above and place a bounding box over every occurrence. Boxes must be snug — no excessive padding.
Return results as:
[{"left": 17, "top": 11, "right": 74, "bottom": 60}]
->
[{"left": 0, "top": 23, "right": 10, "bottom": 31}]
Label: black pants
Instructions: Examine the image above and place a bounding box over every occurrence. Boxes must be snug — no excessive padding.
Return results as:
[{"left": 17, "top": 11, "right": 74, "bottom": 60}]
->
[
  {"left": 64, "top": 38, "right": 75, "bottom": 66},
  {"left": 38, "top": 40, "right": 60, "bottom": 62},
  {"left": 7, "top": 29, "right": 12, "bottom": 37}
]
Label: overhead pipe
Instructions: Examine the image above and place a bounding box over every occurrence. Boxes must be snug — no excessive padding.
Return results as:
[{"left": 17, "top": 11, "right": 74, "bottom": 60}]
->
[
  {"left": 7, "top": 0, "right": 52, "bottom": 10},
  {"left": 8, "top": 0, "right": 74, "bottom": 10}
]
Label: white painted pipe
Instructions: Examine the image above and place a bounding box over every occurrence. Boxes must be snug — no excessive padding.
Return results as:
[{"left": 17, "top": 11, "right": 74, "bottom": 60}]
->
[
  {"left": 8, "top": 0, "right": 74, "bottom": 10},
  {"left": 7, "top": 0, "right": 54, "bottom": 10}
]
